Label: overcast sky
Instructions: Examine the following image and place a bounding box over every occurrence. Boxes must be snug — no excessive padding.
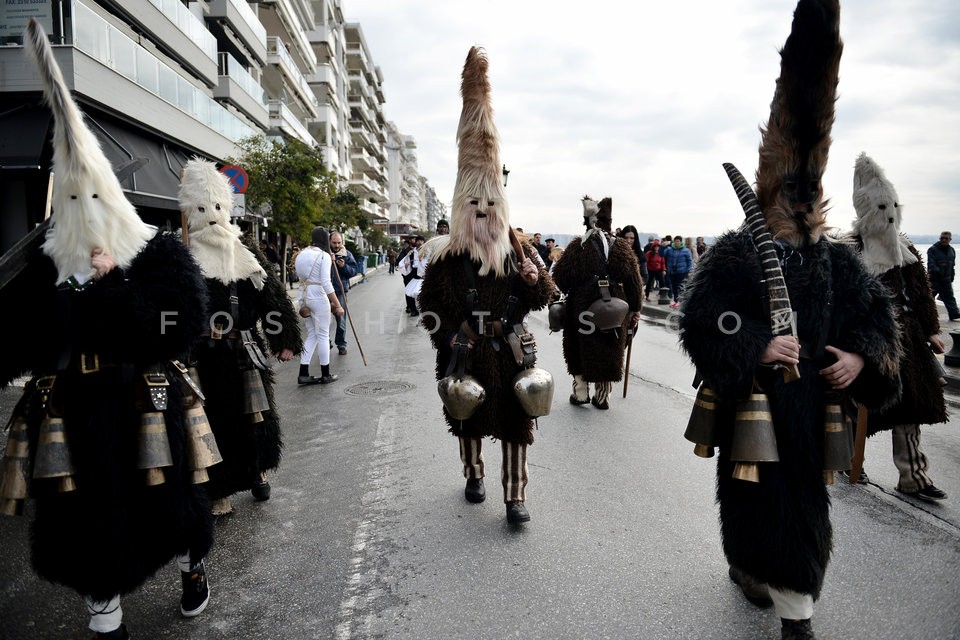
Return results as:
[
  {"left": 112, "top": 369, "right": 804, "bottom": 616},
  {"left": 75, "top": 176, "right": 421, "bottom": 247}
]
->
[{"left": 343, "top": 0, "right": 959, "bottom": 240}]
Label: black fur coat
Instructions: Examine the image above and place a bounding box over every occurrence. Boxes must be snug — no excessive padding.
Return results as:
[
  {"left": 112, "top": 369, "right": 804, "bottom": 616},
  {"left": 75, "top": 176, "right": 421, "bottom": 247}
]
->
[
  {"left": 679, "top": 230, "right": 901, "bottom": 598},
  {"left": 191, "top": 241, "right": 303, "bottom": 499},
  {"left": 552, "top": 233, "right": 643, "bottom": 382},
  {"left": 419, "top": 243, "right": 553, "bottom": 444},
  {"left": 856, "top": 242, "right": 947, "bottom": 432},
  {"left": 0, "top": 233, "right": 212, "bottom": 601}
]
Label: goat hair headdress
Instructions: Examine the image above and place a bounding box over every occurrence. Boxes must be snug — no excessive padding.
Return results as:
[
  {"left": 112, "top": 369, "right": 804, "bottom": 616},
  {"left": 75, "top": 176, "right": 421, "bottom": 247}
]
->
[
  {"left": 25, "top": 18, "right": 155, "bottom": 283},
  {"left": 755, "top": 0, "right": 842, "bottom": 247}
]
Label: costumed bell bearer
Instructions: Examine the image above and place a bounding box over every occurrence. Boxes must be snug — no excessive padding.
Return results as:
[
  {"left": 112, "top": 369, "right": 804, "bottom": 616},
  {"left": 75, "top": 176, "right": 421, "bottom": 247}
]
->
[
  {"left": 0, "top": 19, "right": 215, "bottom": 639},
  {"left": 418, "top": 47, "right": 554, "bottom": 525},
  {"left": 179, "top": 159, "right": 303, "bottom": 516},
  {"left": 552, "top": 195, "right": 643, "bottom": 410},
  {"left": 846, "top": 152, "right": 949, "bottom": 500},
  {"left": 677, "top": 2, "right": 901, "bottom": 639}
]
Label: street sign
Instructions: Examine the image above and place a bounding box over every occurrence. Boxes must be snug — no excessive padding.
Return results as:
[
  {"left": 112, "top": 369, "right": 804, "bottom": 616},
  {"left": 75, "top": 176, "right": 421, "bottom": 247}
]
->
[{"left": 220, "top": 164, "right": 249, "bottom": 194}]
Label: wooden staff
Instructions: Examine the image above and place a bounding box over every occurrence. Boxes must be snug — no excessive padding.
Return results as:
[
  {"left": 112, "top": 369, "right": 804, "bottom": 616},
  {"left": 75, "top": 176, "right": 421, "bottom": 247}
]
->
[
  {"left": 331, "top": 251, "right": 367, "bottom": 366},
  {"left": 848, "top": 403, "right": 868, "bottom": 484},
  {"left": 622, "top": 329, "right": 634, "bottom": 398}
]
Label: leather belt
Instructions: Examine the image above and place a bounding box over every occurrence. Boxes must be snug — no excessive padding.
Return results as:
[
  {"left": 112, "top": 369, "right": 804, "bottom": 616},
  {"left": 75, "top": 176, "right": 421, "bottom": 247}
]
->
[
  {"left": 460, "top": 318, "right": 504, "bottom": 340},
  {"left": 201, "top": 328, "right": 241, "bottom": 340}
]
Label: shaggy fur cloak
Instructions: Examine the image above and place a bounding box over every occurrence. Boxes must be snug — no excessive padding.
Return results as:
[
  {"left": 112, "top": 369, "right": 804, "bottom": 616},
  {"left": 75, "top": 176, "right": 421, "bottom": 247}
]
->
[
  {"left": 851, "top": 240, "right": 947, "bottom": 432},
  {"left": 191, "top": 238, "right": 302, "bottom": 499},
  {"left": 679, "top": 231, "right": 901, "bottom": 597},
  {"left": 0, "top": 233, "right": 212, "bottom": 601},
  {"left": 419, "top": 242, "right": 553, "bottom": 444},
  {"left": 552, "top": 232, "right": 643, "bottom": 382}
]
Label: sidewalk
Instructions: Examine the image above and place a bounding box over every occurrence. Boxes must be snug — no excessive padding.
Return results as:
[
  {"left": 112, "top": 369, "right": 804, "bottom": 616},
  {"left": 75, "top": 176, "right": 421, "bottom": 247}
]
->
[{"left": 638, "top": 289, "right": 960, "bottom": 402}]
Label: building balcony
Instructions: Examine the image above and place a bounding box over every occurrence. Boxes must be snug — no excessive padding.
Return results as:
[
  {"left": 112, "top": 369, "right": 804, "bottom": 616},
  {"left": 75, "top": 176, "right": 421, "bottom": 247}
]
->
[
  {"left": 215, "top": 53, "right": 270, "bottom": 129},
  {"left": 348, "top": 122, "right": 373, "bottom": 149},
  {"left": 268, "top": 99, "right": 317, "bottom": 146},
  {"left": 102, "top": 0, "right": 219, "bottom": 88},
  {"left": 207, "top": 0, "right": 268, "bottom": 65},
  {"left": 305, "top": 63, "right": 339, "bottom": 103},
  {"left": 260, "top": 0, "right": 317, "bottom": 70},
  {"left": 350, "top": 147, "right": 376, "bottom": 172},
  {"left": 266, "top": 37, "right": 319, "bottom": 118}
]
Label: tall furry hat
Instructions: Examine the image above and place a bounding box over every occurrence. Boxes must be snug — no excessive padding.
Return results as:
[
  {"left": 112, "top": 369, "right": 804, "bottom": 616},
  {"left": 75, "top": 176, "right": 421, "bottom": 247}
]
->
[
  {"left": 851, "top": 152, "right": 916, "bottom": 275},
  {"left": 436, "top": 46, "right": 513, "bottom": 277},
  {"left": 25, "top": 18, "right": 155, "bottom": 284},
  {"left": 179, "top": 158, "right": 265, "bottom": 287},
  {"left": 755, "top": 0, "right": 843, "bottom": 248}
]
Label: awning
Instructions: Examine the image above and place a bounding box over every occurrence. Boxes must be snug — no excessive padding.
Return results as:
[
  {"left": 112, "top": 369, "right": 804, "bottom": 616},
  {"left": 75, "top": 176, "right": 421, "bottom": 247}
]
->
[
  {"left": 0, "top": 105, "right": 51, "bottom": 170},
  {"left": 87, "top": 114, "right": 191, "bottom": 211}
]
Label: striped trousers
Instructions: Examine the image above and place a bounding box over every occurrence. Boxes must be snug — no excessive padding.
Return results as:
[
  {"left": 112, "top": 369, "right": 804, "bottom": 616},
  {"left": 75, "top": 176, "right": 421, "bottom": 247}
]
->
[
  {"left": 892, "top": 423, "right": 933, "bottom": 492},
  {"left": 459, "top": 437, "right": 528, "bottom": 502}
]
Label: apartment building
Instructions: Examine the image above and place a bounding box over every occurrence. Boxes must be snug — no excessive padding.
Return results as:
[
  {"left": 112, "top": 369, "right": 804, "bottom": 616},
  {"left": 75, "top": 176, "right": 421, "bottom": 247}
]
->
[{"left": 0, "top": 0, "right": 430, "bottom": 254}]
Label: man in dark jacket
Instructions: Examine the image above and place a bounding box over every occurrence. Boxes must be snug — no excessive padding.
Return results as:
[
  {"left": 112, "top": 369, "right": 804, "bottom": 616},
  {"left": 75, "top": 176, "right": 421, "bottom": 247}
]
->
[
  {"left": 927, "top": 231, "right": 959, "bottom": 321},
  {"left": 330, "top": 231, "right": 358, "bottom": 354}
]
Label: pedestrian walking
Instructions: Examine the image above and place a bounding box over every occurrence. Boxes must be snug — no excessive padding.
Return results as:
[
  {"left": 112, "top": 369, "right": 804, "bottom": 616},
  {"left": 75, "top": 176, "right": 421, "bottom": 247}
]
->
[
  {"left": 927, "top": 231, "right": 959, "bottom": 321},
  {"left": 295, "top": 228, "right": 343, "bottom": 385},
  {"left": 678, "top": 3, "right": 902, "bottom": 638},
  {"left": 330, "top": 231, "right": 358, "bottom": 355},
  {"left": 179, "top": 159, "right": 302, "bottom": 516},
  {"left": 553, "top": 197, "right": 642, "bottom": 410},
  {"left": 419, "top": 47, "right": 553, "bottom": 525},
  {"left": 0, "top": 21, "right": 216, "bottom": 638},
  {"left": 846, "top": 152, "right": 948, "bottom": 500}
]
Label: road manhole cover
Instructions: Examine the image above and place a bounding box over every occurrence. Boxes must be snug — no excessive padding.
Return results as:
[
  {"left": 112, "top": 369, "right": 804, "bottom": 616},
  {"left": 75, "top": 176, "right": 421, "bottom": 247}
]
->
[{"left": 344, "top": 380, "right": 416, "bottom": 397}]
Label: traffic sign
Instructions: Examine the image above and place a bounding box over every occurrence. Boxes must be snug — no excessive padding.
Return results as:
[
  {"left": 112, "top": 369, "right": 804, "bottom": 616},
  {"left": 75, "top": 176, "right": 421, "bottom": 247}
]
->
[{"left": 220, "top": 164, "right": 249, "bottom": 194}]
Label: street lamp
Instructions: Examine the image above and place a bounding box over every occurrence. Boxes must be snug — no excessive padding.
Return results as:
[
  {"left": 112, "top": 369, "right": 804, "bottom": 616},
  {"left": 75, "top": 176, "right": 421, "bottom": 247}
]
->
[{"left": 502, "top": 164, "right": 510, "bottom": 187}]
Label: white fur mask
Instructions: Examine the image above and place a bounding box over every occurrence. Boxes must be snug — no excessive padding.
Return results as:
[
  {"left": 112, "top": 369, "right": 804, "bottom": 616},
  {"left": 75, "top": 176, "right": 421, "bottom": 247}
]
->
[
  {"left": 851, "top": 152, "right": 916, "bottom": 276},
  {"left": 179, "top": 158, "right": 265, "bottom": 288}
]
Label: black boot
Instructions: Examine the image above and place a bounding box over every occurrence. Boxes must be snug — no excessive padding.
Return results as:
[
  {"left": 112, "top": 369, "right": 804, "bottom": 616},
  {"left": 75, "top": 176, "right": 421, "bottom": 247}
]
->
[
  {"left": 465, "top": 478, "right": 486, "bottom": 503},
  {"left": 781, "top": 618, "right": 816, "bottom": 640},
  {"left": 251, "top": 472, "right": 271, "bottom": 501},
  {"left": 505, "top": 500, "right": 530, "bottom": 524},
  {"left": 319, "top": 364, "right": 338, "bottom": 384},
  {"left": 298, "top": 364, "right": 320, "bottom": 385}
]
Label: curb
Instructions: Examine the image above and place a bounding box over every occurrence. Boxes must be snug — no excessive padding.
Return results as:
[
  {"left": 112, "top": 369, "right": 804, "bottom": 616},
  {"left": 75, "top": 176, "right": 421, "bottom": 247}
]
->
[{"left": 638, "top": 299, "right": 960, "bottom": 403}]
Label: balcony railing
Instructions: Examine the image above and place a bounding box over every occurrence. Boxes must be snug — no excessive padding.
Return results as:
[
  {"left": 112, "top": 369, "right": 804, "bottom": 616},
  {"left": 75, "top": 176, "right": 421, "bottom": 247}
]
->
[
  {"left": 267, "top": 37, "right": 319, "bottom": 116},
  {"left": 73, "top": 2, "right": 254, "bottom": 142},
  {"left": 268, "top": 99, "right": 315, "bottom": 145},
  {"left": 146, "top": 0, "right": 217, "bottom": 63},
  {"left": 219, "top": 53, "right": 268, "bottom": 108}
]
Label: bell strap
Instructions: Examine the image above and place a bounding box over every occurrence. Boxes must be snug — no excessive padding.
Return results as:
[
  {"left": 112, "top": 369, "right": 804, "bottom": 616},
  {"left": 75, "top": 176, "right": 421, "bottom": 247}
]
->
[
  {"left": 505, "top": 323, "right": 538, "bottom": 368},
  {"left": 444, "top": 330, "right": 471, "bottom": 379},
  {"left": 240, "top": 329, "right": 273, "bottom": 371}
]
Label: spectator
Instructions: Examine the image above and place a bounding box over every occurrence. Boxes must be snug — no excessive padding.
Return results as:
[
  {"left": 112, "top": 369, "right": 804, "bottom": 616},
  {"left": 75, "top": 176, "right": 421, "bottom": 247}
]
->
[
  {"left": 685, "top": 236, "right": 700, "bottom": 263},
  {"left": 696, "top": 236, "right": 709, "bottom": 257},
  {"left": 644, "top": 239, "right": 664, "bottom": 302},
  {"left": 927, "top": 231, "right": 959, "bottom": 321},
  {"left": 618, "top": 225, "right": 649, "bottom": 297},
  {"left": 329, "top": 231, "right": 358, "bottom": 355},
  {"left": 664, "top": 235, "right": 693, "bottom": 308}
]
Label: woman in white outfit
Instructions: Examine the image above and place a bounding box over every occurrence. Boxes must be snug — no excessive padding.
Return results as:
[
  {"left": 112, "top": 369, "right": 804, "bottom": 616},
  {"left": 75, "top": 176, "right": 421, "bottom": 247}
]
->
[{"left": 295, "top": 227, "right": 344, "bottom": 384}]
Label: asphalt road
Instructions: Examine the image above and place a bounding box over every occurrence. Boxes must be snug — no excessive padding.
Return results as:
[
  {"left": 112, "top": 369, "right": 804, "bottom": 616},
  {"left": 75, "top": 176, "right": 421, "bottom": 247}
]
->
[{"left": 1, "top": 268, "right": 958, "bottom": 639}]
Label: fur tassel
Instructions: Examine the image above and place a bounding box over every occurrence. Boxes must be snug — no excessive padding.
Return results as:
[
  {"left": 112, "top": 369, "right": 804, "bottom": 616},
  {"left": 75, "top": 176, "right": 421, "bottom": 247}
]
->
[{"left": 756, "top": 0, "right": 843, "bottom": 248}]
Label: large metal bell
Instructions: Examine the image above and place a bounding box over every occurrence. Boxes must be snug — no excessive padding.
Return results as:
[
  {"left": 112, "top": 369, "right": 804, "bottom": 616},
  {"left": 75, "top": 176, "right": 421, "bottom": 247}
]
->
[
  {"left": 547, "top": 299, "right": 566, "bottom": 332},
  {"left": 513, "top": 367, "right": 554, "bottom": 418},
  {"left": 822, "top": 401, "right": 853, "bottom": 485},
  {"left": 242, "top": 368, "right": 270, "bottom": 423},
  {"left": 32, "top": 415, "right": 76, "bottom": 493},
  {"left": 684, "top": 385, "right": 718, "bottom": 458},
  {"left": 138, "top": 412, "right": 174, "bottom": 486},
  {"left": 438, "top": 374, "right": 486, "bottom": 421},
  {"left": 730, "top": 393, "right": 779, "bottom": 483},
  {"left": 183, "top": 405, "right": 223, "bottom": 484},
  {"left": 0, "top": 415, "right": 32, "bottom": 515}
]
